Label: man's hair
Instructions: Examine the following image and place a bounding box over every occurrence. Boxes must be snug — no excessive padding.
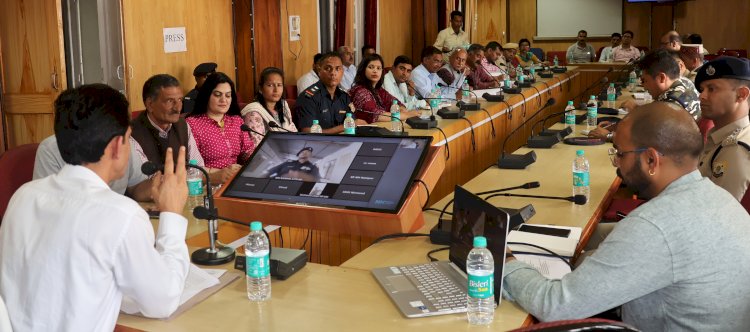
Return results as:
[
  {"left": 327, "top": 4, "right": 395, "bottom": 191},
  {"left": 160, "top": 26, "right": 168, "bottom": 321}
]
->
[
  {"left": 686, "top": 33, "right": 703, "bottom": 44},
  {"left": 142, "top": 74, "right": 180, "bottom": 104},
  {"left": 337, "top": 46, "right": 351, "bottom": 55},
  {"left": 578, "top": 30, "right": 587, "bottom": 36},
  {"left": 354, "top": 54, "right": 386, "bottom": 90},
  {"left": 313, "top": 53, "right": 324, "bottom": 64},
  {"left": 319, "top": 51, "right": 343, "bottom": 64},
  {"left": 393, "top": 55, "right": 412, "bottom": 68},
  {"left": 188, "top": 72, "right": 241, "bottom": 118},
  {"left": 623, "top": 30, "right": 634, "bottom": 38},
  {"left": 467, "top": 44, "right": 484, "bottom": 54},
  {"left": 637, "top": 50, "right": 680, "bottom": 80},
  {"left": 54, "top": 84, "right": 130, "bottom": 165},
  {"left": 486, "top": 41, "right": 502, "bottom": 51},
  {"left": 627, "top": 102, "right": 703, "bottom": 166},
  {"left": 518, "top": 38, "right": 531, "bottom": 47},
  {"left": 450, "top": 10, "right": 463, "bottom": 20},
  {"left": 420, "top": 46, "right": 442, "bottom": 60},
  {"left": 611, "top": 32, "right": 622, "bottom": 38},
  {"left": 361, "top": 45, "right": 375, "bottom": 55}
]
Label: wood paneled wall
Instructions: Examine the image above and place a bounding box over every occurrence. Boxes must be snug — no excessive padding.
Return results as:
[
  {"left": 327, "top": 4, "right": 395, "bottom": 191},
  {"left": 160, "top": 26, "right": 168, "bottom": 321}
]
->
[
  {"left": 120, "top": 0, "right": 236, "bottom": 111},
  {"left": 281, "top": 0, "right": 319, "bottom": 87},
  {"left": 623, "top": 2, "right": 651, "bottom": 49},
  {"left": 378, "top": 0, "right": 412, "bottom": 66},
  {"left": 674, "top": 0, "right": 750, "bottom": 53},
  {"left": 474, "top": 0, "right": 506, "bottom": 45}
]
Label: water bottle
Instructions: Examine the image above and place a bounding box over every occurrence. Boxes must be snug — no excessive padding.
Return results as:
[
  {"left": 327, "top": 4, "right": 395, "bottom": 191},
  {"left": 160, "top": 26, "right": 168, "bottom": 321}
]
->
[
  {"left": 606, "top": 83, "right": 617, "bottom": 109},
  {"left": 245, "top": 221, "right": 271, "bottom": 302},
  {"left": 390, "top": 100, "right": 402, "bottom": 133},
  {"left": 343, "top": 113, "right": 356, "bottom": 135},
  {"left": 424, "top": 87, "right": 439, "bottom": 119},
  {"left": 310, "top": 119, "right": 322, "bottom": 133},
  {"left": 186, "top": 159, "right": 203, "bottom": 211},
  {"left": 572, "top": 150, "right": 590, "bottom": 203},
  {"left": 564, "top": 101, "right": 576, "bottom": 129},
  {"left": 515, "top": 65, "right": 524, "bottom": 82},
  {"left": 586, "top": 95, "right": 598, "bottom": 129},
  {"left": 467, "top": 236, "right": 495, "bottom": 325},
  {"left": 628, "top": 70, "right": 638, "bottom": 92},
  {"left": 503, "top": 76, "right": 511, "bottom": 88},
  {"left": 553, "top": 55, "right": 559, "bottom": 68},
  {"left": 461, "top": 79, "right": 471, "bottom": 103},
  {"left": 529, "top": 66, "right": 536, "bottom": 79}
]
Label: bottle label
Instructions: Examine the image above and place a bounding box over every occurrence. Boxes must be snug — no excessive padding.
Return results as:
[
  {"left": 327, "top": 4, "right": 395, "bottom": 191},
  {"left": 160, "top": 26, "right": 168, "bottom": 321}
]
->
[
  {"left": 429, "top": 99, "right": 439, "bottom": 108},
  {"left": 187, "top": 178, "right": 203, "bottom": 196},
  {"left": 587, "top": 107, "right": 597, "bottom": 119},
  {"left": 392, "top": 112, "right": 400, "bottom": 121},
  {"left": 344, "top": 126, "right": 356, "bottom": 135},
  {"left": 463, "top": 89, "right": 470, "bottom": 97},
  {"left": 607, "top": 94, "right": 616, "bottom": 102},
  {"left": 468, "top": 272, "right": 494, "bottom": 299},
  {"left": 565, "top": 113, "right": 576, "bottom": 125},
  {"left": 504, "top": 79, "right": 510, "bottom": 87},
  {"left": 246, "top": 254, "right": 270, "bottom": 278},
  {"left": 519, "top": 75, "right": 524, "bottom": 83},
  {"left": 573, "top": 171, "right": 590, "bottom": 187}
]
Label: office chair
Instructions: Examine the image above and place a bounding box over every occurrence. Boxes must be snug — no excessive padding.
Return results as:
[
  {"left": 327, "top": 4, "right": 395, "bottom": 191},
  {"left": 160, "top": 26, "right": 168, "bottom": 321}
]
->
[
  {"left": 510, "top": 318, "right": 639, "bottom": 332},
  {"left": 0, "top": 143, "right": 38, "bottom": 225}
]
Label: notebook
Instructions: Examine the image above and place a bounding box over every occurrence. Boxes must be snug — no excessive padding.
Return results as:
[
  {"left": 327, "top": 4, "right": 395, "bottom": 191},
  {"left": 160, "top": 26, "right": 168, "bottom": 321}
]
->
[{"left": 371, "top": 185, "right": 510, "bottom": 318}]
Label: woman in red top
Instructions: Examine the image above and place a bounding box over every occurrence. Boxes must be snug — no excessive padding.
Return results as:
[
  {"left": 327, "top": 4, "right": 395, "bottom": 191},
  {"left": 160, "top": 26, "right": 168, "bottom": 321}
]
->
[
  {"left": 186, "top": 72, "right": 254, "bottom": 181},
  {"left": 350, "top": 54, "right": 420, "bottom": 123}
]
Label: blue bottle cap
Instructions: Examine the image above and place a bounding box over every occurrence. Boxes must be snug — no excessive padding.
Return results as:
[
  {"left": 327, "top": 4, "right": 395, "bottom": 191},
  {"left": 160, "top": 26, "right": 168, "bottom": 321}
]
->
[
  {"left": 473, "top": 236, "right": 487, "bottom": 248},
  {"left": 189, "top": 159, "right": 198, "bottom": 165},
  {"left": 250, "top": 221, "right": 262, "bottom": 231},
  {"left": 576, "top": 150, "right": 584, "bottom": 156}
]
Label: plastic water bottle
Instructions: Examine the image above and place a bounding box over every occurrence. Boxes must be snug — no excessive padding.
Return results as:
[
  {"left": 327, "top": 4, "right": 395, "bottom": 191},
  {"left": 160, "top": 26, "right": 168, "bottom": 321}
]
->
[
  {"left": 425, "top": 87, "right": 439, "bottom": 119},
  {"left": 343, "top": 113, "right": 356, "bottom": 135},
  {"left": 186, "top": 159, "right": 203, "bottom": 211},
  {"left": 586, "top": 95, "right": 598, "bottom": 129},
  {"left": 310, "top": 119, "right": 322, "bottom": 133},
  {"left": 503, "top": 77, "right": 511, "bottom": 88},
  {"left": 529, "top": 66, "right": 536, "bottom": 78},
  {"left": 606, "top": 83, "right": 617, "bottom": 108},
  {"left": 572, "top": 150, "right": 590, "bottom": 202},
  {"left": 628, "top": 70, "right": 638, "bottom": 92},
  {"left": 553, "top": 55, "right": 559, "bottom": 68},
  {"left": 515, "top": 65, "right": 524, "bottom": 82},
  {"left": 461, "top": 79, "right": 471, "bottom": 103},
  {"left": 390, "top": 100, "right": 402, "bottom": 133},
  {"left": 564, "top": 101, "right": 576, "bottom": 129},
  {"left": 467, "top": 236, "right": 495, "bottom": 325},
  {"left": 246, "top": 221, "right": 271, "bottom": 302}
]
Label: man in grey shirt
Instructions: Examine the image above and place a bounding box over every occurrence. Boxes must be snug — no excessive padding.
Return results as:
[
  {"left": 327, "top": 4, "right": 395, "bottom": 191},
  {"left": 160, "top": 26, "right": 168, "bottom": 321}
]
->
[
  {"left": 566, "top": 30, "right": 596, "bottom": 63},
  {"left": 503, "top": 102, "right": 750, "bottom": 331},
  {"left": 34, "top": 135, "right": 152, "bottom": 201}
]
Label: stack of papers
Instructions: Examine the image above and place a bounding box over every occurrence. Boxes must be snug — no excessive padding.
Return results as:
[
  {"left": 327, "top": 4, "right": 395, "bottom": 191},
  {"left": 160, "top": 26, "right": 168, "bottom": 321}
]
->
[{"left": 513, "top": 254, "right": 571, "bottom": 279}]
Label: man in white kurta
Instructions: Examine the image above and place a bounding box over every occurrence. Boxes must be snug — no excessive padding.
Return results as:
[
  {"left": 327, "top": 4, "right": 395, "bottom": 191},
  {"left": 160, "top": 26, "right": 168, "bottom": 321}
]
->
[{"left": 0, "top": 83, "right": 190, "bottom": 331}]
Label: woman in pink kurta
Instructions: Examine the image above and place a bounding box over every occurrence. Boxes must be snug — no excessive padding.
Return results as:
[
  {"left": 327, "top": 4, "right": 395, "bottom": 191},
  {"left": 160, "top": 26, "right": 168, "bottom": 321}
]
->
[
  {"left": 186, "top": 72, "right": 254, "bottom": 177},
  {"left": 350, "top": 54, "right": 420, "bottom": 123}
]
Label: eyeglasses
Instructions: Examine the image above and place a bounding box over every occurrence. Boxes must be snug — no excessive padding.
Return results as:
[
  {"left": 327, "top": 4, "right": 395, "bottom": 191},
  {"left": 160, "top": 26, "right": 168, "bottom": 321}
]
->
[{"left": 608, "top": 147, "right": 648, "bottom": 166}]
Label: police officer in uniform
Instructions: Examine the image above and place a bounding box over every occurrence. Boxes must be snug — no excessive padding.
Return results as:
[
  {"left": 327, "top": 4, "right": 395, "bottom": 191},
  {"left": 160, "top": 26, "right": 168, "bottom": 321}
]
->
[
  {"left": 267, "top": 147, "right": 320, "bottom": 182},
  {"left": 182, "top": 62, "right": 217, "bottom": 115},
  {"left": 696, "top": 57, "right": 750, "bottom": 203},
  {"left": 293, "top": 52, "right": 366, "bottom": 133}
]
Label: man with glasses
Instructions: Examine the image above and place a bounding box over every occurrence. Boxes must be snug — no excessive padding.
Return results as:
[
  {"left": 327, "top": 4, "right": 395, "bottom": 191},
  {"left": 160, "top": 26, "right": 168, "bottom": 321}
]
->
[
  {"left": 503, "top": 102, "right": 750, "bottom": 330},
  {"left": 598, "top": 33, "right": 621, "bottom": 63},
  {"left": 294, "top": 52, "right": 366, "bottom": 133},
  {"left": 611, "top": 31, "right": 641, "bottom": 63}
]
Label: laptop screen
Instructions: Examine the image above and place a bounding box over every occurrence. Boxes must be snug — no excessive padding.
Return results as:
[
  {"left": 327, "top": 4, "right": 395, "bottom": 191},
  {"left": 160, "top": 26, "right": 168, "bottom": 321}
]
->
[{"left": 449, "top": 185, "right": 510, "bottom": 302}]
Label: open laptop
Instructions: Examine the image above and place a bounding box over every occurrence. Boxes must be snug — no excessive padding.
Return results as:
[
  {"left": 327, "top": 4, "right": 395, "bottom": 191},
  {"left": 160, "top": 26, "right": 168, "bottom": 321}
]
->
[{"left": 371, "top": 185, "right": 511, "bottom": 318}]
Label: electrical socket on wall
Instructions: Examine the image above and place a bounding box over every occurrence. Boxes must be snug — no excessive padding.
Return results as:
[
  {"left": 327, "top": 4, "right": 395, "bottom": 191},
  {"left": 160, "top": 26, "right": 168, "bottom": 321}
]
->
[{"left": 289, "top": 15, "right": 301, "bottom": 41}]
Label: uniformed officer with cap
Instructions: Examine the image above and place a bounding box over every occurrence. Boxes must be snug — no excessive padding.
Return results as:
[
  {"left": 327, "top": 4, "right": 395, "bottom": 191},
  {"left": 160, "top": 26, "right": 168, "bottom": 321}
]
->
[
  {"left": 182, "top": 62, "right": 217, "bottom": 114},
  {"left": 266, "top": 146, "right": 320, "bottom": 182},
  {"left": 696, "top": 56, "right": 750, "bottom": 203},
  {"left": 293, "top": 52, "right": 366, "bottom": 133}
]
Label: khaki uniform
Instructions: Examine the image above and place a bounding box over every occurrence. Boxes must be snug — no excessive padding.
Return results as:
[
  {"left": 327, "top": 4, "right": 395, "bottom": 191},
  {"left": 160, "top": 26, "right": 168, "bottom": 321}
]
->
[{"left": 699, "top": 117, "right": 750, "bottom": 201}]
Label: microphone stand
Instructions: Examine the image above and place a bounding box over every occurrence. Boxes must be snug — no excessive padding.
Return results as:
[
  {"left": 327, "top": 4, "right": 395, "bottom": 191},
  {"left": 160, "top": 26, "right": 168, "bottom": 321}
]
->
[
  {"left": 188, "top": 163, "right": 237, "bottom": 265},
  {"left": 353, "top": 108, "right": 409, "bottom": 136},
  {"left": 497, "top": 98, "right": 555, "bottom": 169},
  {"left": 438, "top": 82, "right": 482, "bottom": 111},
  {"left": 485, "top": 192, "right": 587, "bottom": 205},
  {"left": 531, "top": 109, "right": 575, "bottom": 138},
  {"left": 268, "top": 121, "right": 294, "bottom": 132}
]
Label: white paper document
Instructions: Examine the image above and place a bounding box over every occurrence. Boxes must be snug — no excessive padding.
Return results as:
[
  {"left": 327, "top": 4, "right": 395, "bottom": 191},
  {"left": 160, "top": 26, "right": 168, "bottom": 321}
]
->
[
  {"left": 513, "top": 254, "right": 572, "bottom": 279},
  {"left": 120, "top": 264, "right": 222, "bottom": 314}
]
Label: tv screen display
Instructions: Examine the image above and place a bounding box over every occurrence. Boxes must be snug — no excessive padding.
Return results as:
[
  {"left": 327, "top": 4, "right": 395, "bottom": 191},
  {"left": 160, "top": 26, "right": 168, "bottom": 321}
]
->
[{"left": 222, "top": 132, "right": 433, "bottom": 213}]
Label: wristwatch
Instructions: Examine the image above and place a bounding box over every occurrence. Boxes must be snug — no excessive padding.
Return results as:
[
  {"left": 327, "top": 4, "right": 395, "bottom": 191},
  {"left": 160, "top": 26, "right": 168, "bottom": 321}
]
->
[{"left": 606, "top": 132, "right": 614, "bottom": 142}]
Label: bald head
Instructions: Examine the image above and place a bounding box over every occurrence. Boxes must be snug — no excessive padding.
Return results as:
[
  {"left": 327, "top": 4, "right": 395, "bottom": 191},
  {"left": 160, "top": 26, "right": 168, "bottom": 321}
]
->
[
  {"left": 622, "top": 102, "right": 703, "bottom": 166},
  {"left": 661, "top": 30, "right": 681, "bottom": 51},
  {"left": 449, "top": 49, "right": 468, "bottom": 72}
]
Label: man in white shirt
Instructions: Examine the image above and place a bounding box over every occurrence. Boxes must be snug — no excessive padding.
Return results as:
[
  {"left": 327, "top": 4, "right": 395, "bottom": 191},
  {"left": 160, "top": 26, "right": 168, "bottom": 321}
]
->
[
  {"left": 411, "top": 46, "right": 445, "bottom": 99},
  {"left": 566, "top": 30, "right": 596, "bottom": 63},
  {"left": 433, "top": 10, "right": 469, "bottom": 62},
  {"left": 0, "top": 83, "right": 190, "bottom": 331},
  {"left": 599, "top": 32, "right": 621, "bottom": 63},
  {"left": 296, "top": 53, "right": 323, "bottom": 95},
  {"left": 612, "top": 30, "right": 642, "bottom": 63},
  {"left": 383, "top": 55, "right": 427, "bottom": 110},
  {"left": 439, "top": 49, "right": 469, "bottom": 97},
  {"left": 338, "top": 46, "right": 357, "bottom": 91}
]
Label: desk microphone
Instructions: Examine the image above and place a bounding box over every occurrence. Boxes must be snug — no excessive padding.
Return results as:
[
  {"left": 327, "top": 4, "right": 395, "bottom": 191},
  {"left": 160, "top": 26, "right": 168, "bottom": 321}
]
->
[
  {"left": 353, "top": 108, "right": 408, "bottom": 136},
  {"left": 141, "top": 161, "right": 236, "bottom": 265},
  {"left": 530, "top": 109, "right": 576, "bottom": 138},
  {"left": 406, "top": 93, "right": 444, "bottom": 129},
  {"left": 485, "top": 192, "right": 587, "bottom": 205},
  {"left": 497, "top": 98, "right": 556, "bottom": 169},
  {"left": 437, "top": 83, "right": 481, "bottom": 111},
  {"left": 572, "top": 73, "right": 611, "bottom": 107},
  {"left": 268, "top": 121, "right": 294, "bottom": 132},
  {"left": 240, "top": 124, "right": 265, "bottom": 137}
]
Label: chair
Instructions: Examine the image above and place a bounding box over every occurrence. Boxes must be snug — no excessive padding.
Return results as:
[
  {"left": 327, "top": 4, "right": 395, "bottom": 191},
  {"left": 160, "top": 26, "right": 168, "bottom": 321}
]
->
[
  {"left": 741, "top": 189, "right": 750, "bottom": 214},
  {"left": 285, "top": 85, "right": 299, "bottom": 100},
  {"left": 718, "top": 48, "right": 747, "bottom": 58},
  {"left": 131, "top": 110, "right": 144, "bottom": 119},
  {"left": 704, "top": 54, "right": 720, "bottom": 61},
  {"left": 0, "top": 294, "right": 11, "bottom": 332},
  {"left": 546, "top": 51, "right": 567, "bottom": 66},
  {"left": 530, "top": 48, "right": 545, "bottom": 62},
  {"left": 636, "top": 46, "right": 649, "bottom": 54},
  {"left": 596, "top": 46, "right": 605, "bottom": 61},
  {"left": 0, "top": 143, "right": 39, "bottom": 221},
  {"left": 383, "top": 66, "right": 392, "bottom": 75},
  {"left": 509, "top": 318, "right": 639, "bottom": 332}
]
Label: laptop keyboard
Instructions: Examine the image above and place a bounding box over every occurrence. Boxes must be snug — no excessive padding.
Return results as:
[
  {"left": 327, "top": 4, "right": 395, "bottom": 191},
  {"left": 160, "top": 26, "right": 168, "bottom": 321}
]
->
[{"left": 399, "top": 263, "right": 467, "bottom": 311}]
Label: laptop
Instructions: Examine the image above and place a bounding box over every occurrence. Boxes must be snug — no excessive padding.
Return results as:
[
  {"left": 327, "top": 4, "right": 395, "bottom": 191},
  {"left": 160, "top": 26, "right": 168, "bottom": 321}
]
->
[{"left": 371, "top": 185, "right": 511, "bottom": 318}]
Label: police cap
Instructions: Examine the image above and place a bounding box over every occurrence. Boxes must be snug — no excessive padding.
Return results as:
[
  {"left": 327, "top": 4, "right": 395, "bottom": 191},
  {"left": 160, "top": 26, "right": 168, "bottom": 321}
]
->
[
  {"left": 695, "top": 57, "right": 750, "bottom": 90},
  {"left": 193, "top": 62, "right": 217, "bottom": 76},
  {"left": 297, "top": 147, "right": 313, "bottom": 156}
]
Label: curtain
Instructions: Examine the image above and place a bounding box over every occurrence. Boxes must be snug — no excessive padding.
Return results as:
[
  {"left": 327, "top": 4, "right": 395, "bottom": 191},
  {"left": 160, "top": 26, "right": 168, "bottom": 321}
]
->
[
  {"left": 364, "top": 0, "right": 378, "bottom": 49},
  {"left": 464, "top": 0, "right": 476, "bottom": 43},
  {"left": 334, "top": 0, "right": 347, "bottom": 49}
]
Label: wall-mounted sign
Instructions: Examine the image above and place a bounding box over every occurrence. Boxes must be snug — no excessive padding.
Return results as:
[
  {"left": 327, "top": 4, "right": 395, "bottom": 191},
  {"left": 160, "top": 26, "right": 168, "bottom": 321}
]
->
[{"left": 163, "top": 27, "right": 187, "bottom": 53}]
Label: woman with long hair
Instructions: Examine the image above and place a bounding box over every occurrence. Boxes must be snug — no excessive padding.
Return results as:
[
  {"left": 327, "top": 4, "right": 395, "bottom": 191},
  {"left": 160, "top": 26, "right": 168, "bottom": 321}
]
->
[
  {"left": 241, "top": 67, "right": 297, "bottom": 146},
  {"left": 349, "top": 54, "right": 420, "bottom": 123}
]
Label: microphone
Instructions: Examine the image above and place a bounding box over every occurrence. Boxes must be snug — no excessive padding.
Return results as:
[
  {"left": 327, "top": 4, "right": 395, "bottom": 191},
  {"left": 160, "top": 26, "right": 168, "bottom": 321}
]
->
[
  {"left": 431, "top": 181, "right": 541, "bottom": 245},
  {"left": 572, "top": 73, "right": 611, "bottom": 107},
  {"left": 354, "top": 108, "right": 408, "bottom": 136},
  {"left": 474, "top": 63, "right": 506, "bottom": 102},
  {"left": 406, "top": 91, "right": 448, "bottom": 129},
  {"left": 485, "top": 192, "right": 588, "bottom": 205},
  {"left": 438, "top": 83, "right": 481, "bottom": 111},
  {"left": 497, "top": 98, "right": 556, "bottom": 169},
  {"left": 268, "top": 121, "right": 293, "bottom": 132},
  {"left": 240, "top": 124, "right": 265, "bottom": 137},
  {"left": 530, "top": 108, "right": 576, "bottom": 139}
]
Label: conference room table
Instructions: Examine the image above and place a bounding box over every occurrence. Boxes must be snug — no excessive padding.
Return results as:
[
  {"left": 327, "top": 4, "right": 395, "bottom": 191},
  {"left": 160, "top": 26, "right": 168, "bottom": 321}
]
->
[{"left": 116, "top": 98, "right": 628, "bottom": 331}]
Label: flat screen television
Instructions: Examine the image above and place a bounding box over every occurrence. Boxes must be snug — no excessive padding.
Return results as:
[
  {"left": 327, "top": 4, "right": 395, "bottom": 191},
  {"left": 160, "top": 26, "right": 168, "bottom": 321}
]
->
[{"left": 222, "top": 132, "right": 433, "bottom": 213}]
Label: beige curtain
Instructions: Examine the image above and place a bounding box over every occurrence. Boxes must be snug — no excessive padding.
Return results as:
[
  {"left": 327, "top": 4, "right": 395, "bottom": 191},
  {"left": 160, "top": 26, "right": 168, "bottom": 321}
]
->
[{"left": 464, "top": 0, "right": 477, "bottom": 43}]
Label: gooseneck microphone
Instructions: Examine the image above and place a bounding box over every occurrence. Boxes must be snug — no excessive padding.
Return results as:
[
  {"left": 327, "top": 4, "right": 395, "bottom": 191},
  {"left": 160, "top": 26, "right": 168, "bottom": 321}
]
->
[
  {"left": 437, "top": 83, "right": 481, "bottom": 110},
  {"left": 141, "top": 160, "right": 236, "bottom": 265},
  {"left": 354, "top": 108, "right": 408, "bottom": 136},
  {"left": 268, "top": 121, "right": 293, "bottom": 132},
  {"left": 485, "top": 192, "right": 588, "bottom": 205},
  {"left": 240, "top": 124, "right": 265, "bottom": 137},
  {"left": 572, "top": 72, "right": 611, "bottom": 106},
  {"left": 497, "top": 98, "right": 556, "bottom": 169}
]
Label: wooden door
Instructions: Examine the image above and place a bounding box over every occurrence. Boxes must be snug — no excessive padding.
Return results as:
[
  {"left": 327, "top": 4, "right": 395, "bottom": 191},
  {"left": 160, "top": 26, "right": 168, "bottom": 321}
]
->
[{"left": 0, "top": 0, "right": 66, "bottom": 148}]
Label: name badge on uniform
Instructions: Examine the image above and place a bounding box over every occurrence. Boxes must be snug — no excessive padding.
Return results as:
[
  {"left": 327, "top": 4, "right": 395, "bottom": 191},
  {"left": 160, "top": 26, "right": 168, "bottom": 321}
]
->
[
  {"left": 301, "top": 166, "right": 311, "bottom": 171},
  {"left": 322, "top": 108, "right": 329, "bottom": 114},
  {"left": 712, "top": 161, "right": 726, "bottom": 178}
]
